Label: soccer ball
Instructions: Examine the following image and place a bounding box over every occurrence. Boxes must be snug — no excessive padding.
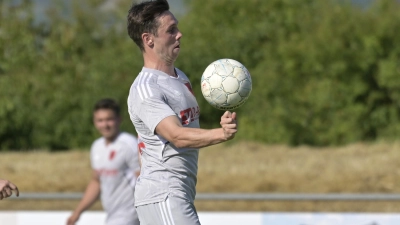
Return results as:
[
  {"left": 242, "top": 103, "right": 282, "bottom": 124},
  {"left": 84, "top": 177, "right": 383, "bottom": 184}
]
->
[{"left": 200, "top": 59, "right": 252, "bottom": 110}]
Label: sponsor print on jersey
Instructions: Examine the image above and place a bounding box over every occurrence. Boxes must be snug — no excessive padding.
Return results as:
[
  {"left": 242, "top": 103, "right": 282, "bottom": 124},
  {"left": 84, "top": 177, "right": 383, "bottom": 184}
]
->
[
  {"left": 180, "top": 106, "right": 200, "bottom": 125},
  {"left": 137, "top": 72, "right": 154, "bottom": 100},
  {"left": 96, "top": 169, "right": 118, "bottom": 176},
  {"left": 109, "top": 150, "right": 116, "bottom": 160},
  {"left": 138, "top": 142, "right": 145, "bottom": 155}
]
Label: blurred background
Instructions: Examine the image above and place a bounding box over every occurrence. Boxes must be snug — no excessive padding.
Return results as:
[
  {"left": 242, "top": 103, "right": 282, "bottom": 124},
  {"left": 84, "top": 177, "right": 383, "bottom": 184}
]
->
[{"left": 1, "top": 0, "right": 400, "bottom": 224}]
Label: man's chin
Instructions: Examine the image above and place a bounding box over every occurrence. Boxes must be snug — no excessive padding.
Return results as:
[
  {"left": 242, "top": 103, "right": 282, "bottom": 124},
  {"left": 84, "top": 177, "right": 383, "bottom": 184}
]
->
[
  {"left": 173, "top": 47, "right": 180, "bottom": 54},
  {"left": 102, "top": 132, "right": 116, "bottom": 140},
  {"left": 172, "top": 51, "right": 180, "bottom": 60}
]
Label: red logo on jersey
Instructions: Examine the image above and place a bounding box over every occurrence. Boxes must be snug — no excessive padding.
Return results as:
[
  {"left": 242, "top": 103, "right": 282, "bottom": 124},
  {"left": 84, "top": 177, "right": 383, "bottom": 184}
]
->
[
  {"left": 138, "top": 142, "right": 145, "bottom": 155},
  {"left": 96, "top": 169, "right": 118, "bottom": 176},
  {"left": 180, "top": 106, "right": 200, "bottom": 125},
  {"left": 184, "top": 82, "right": 195, "bottom": 96},
  {"left": 109, "top": 150, "right": 116, "bottom": 160}
]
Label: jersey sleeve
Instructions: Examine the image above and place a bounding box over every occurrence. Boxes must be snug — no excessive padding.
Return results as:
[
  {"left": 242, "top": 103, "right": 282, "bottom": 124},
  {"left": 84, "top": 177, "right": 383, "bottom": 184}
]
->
[
  {"left": 129, "top": 81, "right": 176, "bottom": 133},
  {"left": 89, "top": 142, "right": 96, "bottom": 170}
]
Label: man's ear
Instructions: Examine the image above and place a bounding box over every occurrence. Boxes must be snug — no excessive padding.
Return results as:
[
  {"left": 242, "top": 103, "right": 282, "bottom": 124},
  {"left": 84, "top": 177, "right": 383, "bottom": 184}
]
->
[{"left": 142, "top": 33, "right": 154, "bottom": 48}]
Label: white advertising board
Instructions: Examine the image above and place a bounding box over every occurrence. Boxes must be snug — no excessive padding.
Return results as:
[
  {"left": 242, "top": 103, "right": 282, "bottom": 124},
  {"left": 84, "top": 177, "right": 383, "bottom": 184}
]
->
[{"left": 1, "top": 212, "right": 400, "bottom": 225}]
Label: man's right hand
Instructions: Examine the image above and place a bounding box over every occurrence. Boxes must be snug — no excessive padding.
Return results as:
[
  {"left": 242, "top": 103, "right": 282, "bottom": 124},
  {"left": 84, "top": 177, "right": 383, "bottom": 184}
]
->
[
  {"left": 66, "top": 213, "right": 80, "bottom": 225},
  {"left": 0, "top": 179, "right": 19, "bottom": 200},
  {"left": 220, "top": 111, "right": 238, "bottom": 140}
]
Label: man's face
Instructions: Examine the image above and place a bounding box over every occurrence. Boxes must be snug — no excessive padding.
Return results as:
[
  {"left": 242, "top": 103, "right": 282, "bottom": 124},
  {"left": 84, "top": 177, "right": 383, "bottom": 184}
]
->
[
  {"left": 152, "top": 11, "right": 182, "bottom": 64},
  {"left": 93, "top": 109, "right": 121, "bottom": 140}
]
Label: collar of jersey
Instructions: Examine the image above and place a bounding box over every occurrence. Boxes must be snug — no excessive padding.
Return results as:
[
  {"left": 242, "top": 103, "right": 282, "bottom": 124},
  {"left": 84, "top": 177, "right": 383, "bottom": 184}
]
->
[{"left": 142, "top": 67, "right": 180, "bottom": 79}]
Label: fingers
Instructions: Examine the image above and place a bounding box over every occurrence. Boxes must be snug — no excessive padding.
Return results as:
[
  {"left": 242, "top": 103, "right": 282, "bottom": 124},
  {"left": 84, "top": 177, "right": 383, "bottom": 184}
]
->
[
  {"left": 8, "top": 182, "right": 19, "bottom": 197},
  {"left": 0, "top": 180, "right": 19, "bottom": 199},
  {"left": 221, "top": 125, "right": 237, "bottom": 140},
  {"left": 2, "top": 190, "right": 7, "bottom": 199},
  {"left": 220, "top": 111, "right": 238, "bottom": 140},
  {"left": 221, "top": 111, "right": 237, "bottom": 120},
  {"left": 221, "top": 111, "right": 232, "bottom": 118},
  {"left": 14, "top": 187, "right": 19, "bottom": 197},
  {"left": 222, "top": 123, "right": 237, "bottom": 130},
  {"left": 231, "top": 112, "right": 237, "bottom": 120},
  {"left": 8, "top": 182, "right": 17, "bottom": 190},
  {"left": 220, "top": 111, "right": 237, "bottom": 126},
  {"left": 4, "top": 186, "right": 11, "bottom": 196}
]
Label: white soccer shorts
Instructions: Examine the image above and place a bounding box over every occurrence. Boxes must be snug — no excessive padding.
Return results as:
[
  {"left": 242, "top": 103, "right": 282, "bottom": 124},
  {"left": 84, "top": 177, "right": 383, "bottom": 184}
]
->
[{"left": 136, "top": 196, "right": 201, "bottom": 225}]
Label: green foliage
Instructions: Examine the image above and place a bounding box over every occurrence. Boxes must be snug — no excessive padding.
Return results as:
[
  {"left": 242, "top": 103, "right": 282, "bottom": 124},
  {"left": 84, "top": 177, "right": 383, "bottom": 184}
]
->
[
  {"left": 0, "top": 0, "right": 142, "bottom": 150},
  {"left": 179, "top": 0, "right": 400, "bottom": 146},
  {"left": 1, "top": 0, "right": 400, "bottom": 150}
]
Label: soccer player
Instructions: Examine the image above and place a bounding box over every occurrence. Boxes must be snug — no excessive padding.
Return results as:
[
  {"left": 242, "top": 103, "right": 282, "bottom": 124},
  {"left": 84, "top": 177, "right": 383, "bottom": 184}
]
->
[
  {"left": 67, "top": 99, "right": 140, "bottom": 225},
  {"left": 126, "top": 1, "right": 238, "bottom": 224},
  {"left": 0, "top": 179, "right": 19, "bottom": 200}
]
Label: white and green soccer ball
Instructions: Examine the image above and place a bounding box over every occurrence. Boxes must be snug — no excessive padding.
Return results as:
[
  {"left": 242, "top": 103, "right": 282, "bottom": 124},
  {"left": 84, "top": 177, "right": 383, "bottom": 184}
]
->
[{"left": 201, "top": 59, "right": 252, "bottom": 110}]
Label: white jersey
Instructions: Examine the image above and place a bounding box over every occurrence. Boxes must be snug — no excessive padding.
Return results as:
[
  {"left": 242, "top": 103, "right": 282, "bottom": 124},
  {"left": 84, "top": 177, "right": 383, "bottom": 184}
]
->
[
  {"left": 90, "top": 132, "right": 140, "bottom": 225},
  {"left": 127, "top": 67, "right": 200, "bottom": 206}
]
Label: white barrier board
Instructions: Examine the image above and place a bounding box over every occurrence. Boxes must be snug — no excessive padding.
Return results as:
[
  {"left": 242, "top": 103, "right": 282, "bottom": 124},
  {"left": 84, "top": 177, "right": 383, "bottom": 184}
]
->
[
  {"left": 1, "top": 211, "right": 400, "bottom": 225},
  {"left": 262, "top": 213, "right": 400, "bottom": 225}
]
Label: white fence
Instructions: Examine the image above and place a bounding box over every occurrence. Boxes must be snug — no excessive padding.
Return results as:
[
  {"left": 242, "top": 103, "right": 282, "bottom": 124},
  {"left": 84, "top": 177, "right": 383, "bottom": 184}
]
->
[
  {"left": 8, "top": 192, "right": 400, "bottom": 201},
  {"left": 5, "top": 193, "right": 400, "bottom": 225}
]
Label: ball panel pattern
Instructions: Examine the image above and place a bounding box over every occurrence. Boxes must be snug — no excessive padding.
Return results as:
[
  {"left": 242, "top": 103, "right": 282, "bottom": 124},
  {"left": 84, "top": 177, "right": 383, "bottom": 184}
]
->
[
  {"left": 222, "top": 76, "right": 239, "bottom": 94},
  {"left": 201, "top": 59, "right": 252, "bottom": 110}
]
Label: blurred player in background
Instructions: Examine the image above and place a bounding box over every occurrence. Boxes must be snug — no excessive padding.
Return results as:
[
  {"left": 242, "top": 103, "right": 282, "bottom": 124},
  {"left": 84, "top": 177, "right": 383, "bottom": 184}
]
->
[
  {"left": 126, "top": 1, "right": 238, "bottom": 224},
  {"left": 0, "top": 179, "right": 19, "bottom": 200},
  {"left": 67, "top": 98, "right": 140, "bottom": 225}
]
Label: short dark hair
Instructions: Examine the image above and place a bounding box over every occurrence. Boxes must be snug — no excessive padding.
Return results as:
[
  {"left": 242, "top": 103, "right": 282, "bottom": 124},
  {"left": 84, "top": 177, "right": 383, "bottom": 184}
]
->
[
  {"left": 93, "top": 98, "right": 121, "bottom": 116},
  {"left": 127, "top": 0, "right": 170, "bottom": 52}
]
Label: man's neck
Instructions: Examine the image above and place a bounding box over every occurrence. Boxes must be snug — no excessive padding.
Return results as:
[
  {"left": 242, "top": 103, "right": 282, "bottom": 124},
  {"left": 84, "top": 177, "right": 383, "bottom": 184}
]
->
[
  {"left": 143, "top": 54, "right": 177, "bottom": 77},
  {"left": 105, "top": 132, "right": 120, "bottom": 146}
]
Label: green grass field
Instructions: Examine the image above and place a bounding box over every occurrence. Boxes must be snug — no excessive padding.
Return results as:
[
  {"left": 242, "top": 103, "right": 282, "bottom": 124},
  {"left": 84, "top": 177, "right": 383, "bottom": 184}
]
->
[{"left": 1, "top": 141, "right": 400, "bottom": 211}]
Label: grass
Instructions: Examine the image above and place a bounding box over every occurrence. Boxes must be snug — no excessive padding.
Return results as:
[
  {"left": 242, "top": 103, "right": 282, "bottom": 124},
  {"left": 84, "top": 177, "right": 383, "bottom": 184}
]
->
[{"left": 1, "top": 141, "right": 400, "bottom": 211}]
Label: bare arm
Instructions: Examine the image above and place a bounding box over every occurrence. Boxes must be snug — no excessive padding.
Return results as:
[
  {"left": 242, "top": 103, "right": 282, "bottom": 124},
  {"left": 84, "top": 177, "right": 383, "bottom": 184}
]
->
[
  {"left": 66, "top": 171, "right": 101, "bottom": 225},
  {"left": 155, "top": 111, "right": 237, "bottom": 149},
  {"left": 0, "top": 179, "right": 19, "bottom": 200}
]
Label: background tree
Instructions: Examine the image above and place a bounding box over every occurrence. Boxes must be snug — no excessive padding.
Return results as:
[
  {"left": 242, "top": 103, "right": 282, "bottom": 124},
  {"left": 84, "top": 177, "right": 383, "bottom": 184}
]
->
[{"left": 1, "top": 0, "right": 399, "bottom": 150}]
